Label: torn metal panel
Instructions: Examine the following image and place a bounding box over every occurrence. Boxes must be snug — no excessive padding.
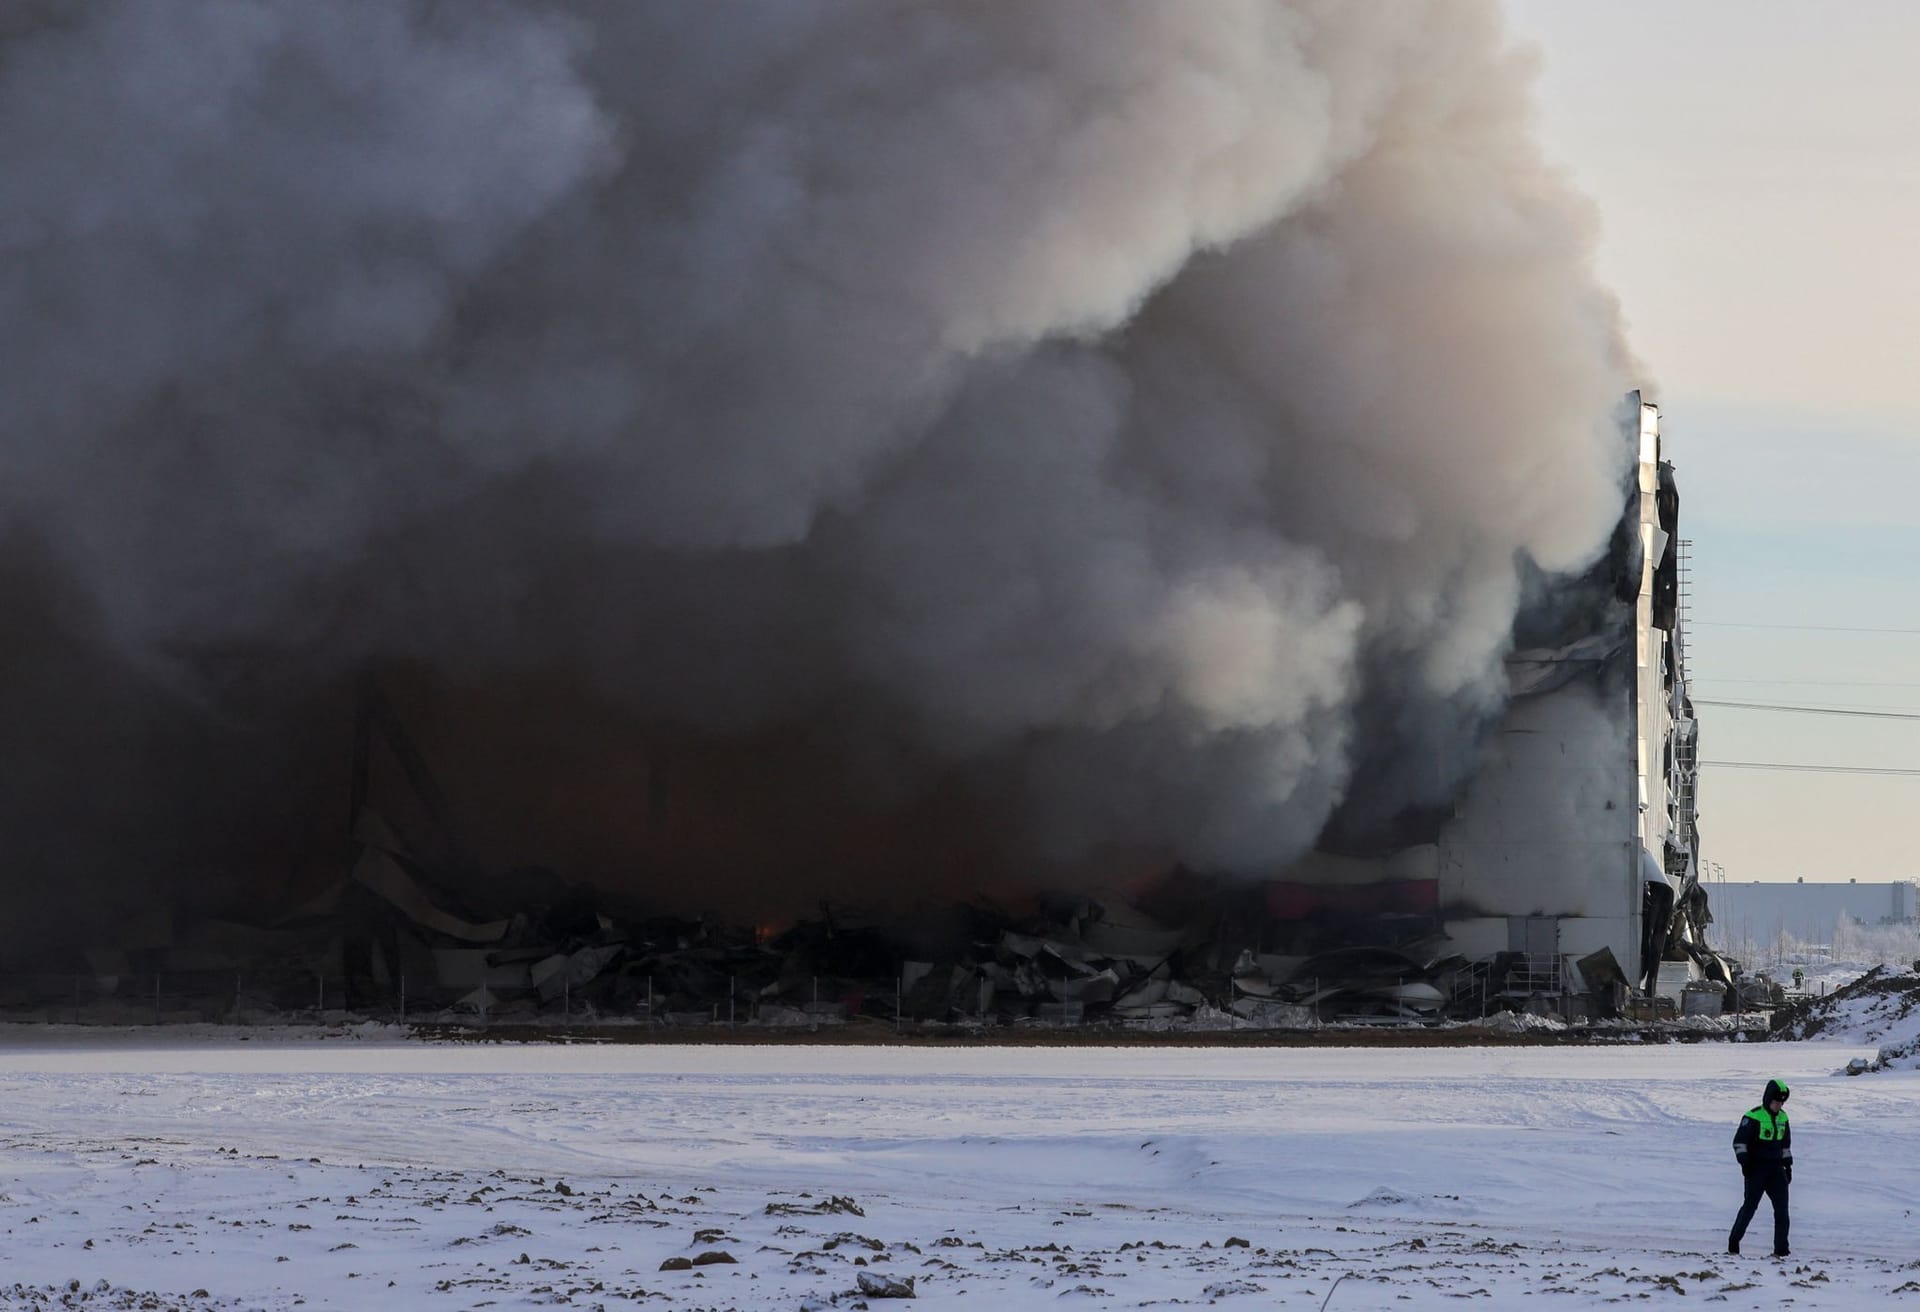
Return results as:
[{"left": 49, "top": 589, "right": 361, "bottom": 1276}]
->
[
  {"left": 1231, "top": 954, "right": 1284, "bottom": 1001},
  {"left": 1045, "top": 968, "right": 1119, "bottom": 1004},
  {"left": 901, "top": 963, "right": 977, "bottom": 1019},
  {"left": 1000, "top": 932, "right": 1044, "bottom": 960},
  {"left": 1078, "top": 902, "right": 1186, "bottom": 965},
  {"left": 1575, "top": 947, "right": 1626, "bottom": 991},
  {"left": 1639, "top": 878, "right": 1677, "bottom": 995},
  {"left": 353, "top": 846, "right": 510, "bottom": 945},
  {"left": 976, "top": 961, "right": 1018, "bottom": 993},
  {"left": 532, "top": 943, "right": 623, "bottom": 1002},
  {"left": 1113, "top": 974, "right": 1170, "bottom": 1010},
  {"left": 1039, "top": 943, "right": 1103, "bottom": 978},
  {"left": 1164, "top": 980, "right": 1205, "bottom": 1008},
  {"left": 1384, "top": 982, "right": 1443, "bottom": 1009}
]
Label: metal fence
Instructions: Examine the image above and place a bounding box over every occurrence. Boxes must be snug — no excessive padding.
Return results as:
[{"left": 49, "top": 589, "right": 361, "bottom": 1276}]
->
[{"left": 0, "top": 970, "right": 871, "bottom": 1031}]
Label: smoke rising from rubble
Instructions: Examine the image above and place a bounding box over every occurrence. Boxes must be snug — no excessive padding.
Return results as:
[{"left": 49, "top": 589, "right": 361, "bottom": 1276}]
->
[{"left": 0, "top": 1, "right": 1633, "bottom": 942}]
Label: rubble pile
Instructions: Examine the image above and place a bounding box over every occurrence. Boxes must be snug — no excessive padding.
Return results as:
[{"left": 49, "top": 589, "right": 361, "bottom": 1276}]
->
[
  {"left": 29, "top": 849, "right": 1640, "bottom": 1032},
  {"left": 7, "top": 691, "right": 1702, "bottom": 1035},
  {"left": 23, "top": 690, "right": 1647, "bottom": 1032}
]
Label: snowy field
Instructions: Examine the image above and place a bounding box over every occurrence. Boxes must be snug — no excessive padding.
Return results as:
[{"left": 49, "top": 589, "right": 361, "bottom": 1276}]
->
[{"left": 0, "top": 1029, "right": 1913, "bottom": 1310}]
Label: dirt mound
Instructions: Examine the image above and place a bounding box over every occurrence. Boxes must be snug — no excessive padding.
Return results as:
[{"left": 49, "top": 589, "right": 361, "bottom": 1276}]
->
[{"left": 1769, "top": 965, "right": 1920, "bottom": 1042}]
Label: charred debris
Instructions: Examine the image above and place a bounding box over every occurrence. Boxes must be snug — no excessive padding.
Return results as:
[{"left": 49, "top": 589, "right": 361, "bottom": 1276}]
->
[
  {"left": 6, "top": 691, "right": 1601, "bottom": 1029},
  {"left": 32, "top": 632, "right": 1740, "bottom": 1034},
  {"left": 31, "top": 847, "right": 1748, "bottom": 1033},
  {"left": 42, "top": 865, "right": 1653, "bottom": 1032},
  {"left": 32, "top": 689, "right": 1690, "bottom": 1033}
]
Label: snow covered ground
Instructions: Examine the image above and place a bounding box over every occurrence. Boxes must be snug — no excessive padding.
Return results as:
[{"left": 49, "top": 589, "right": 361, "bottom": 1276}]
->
[{"left": 0, "top": 1028, "right": 1914, "bottom": 1310}]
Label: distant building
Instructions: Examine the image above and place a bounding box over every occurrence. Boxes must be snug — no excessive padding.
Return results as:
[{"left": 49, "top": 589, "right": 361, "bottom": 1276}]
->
[{"left": 1707, "top": 880, "right": 1920, "bottom": 950}]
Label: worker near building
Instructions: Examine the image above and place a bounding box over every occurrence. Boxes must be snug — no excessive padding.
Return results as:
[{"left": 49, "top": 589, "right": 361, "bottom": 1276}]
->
[{"left": 1727, "top": 1078, "right": 1792, "bottom": 1257}]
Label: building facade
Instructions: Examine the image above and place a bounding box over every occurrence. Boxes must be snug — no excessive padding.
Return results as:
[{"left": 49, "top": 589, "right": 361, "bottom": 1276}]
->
[
  {"left": 1271, "top": 393, "right": 1723, "bottom": 1002},
  {"left": 1708, "top": 880, "right": 1920, "bottom": 951}
]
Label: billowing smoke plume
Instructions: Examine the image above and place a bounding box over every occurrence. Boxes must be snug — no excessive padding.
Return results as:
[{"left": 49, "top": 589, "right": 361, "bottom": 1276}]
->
[{"left": 0, "top": 1, "right": 1632, "bottom": 942}]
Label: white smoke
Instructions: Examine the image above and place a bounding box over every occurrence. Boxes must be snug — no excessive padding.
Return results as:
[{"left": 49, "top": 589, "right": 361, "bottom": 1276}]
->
[{"left": 0, "top": 0, "right": 1633, "bottom": 903}]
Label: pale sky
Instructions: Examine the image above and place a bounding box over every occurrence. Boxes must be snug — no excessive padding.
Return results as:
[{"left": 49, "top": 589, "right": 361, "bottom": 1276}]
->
[{"left": 1506, "top": 1, "right": 1920, "bottom": 884}]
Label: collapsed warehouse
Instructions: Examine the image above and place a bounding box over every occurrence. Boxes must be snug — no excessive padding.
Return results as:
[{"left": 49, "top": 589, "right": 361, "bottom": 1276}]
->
[
  {"left": 27, "top": 395, "right": 1733, "bottom": 1030},
  {"left": 2, "top": 6, "right": 1742, "bottom": 1029}
]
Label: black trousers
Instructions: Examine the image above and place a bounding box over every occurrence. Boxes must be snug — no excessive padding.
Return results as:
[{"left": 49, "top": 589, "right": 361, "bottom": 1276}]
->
[{"left": 1729, "top": 1169, "right": 1789, "bottom": 1253}]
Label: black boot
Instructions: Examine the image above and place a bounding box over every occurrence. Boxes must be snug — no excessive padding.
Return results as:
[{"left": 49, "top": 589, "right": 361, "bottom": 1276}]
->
[{"left": 1726, "top": 1241, "right": 1739, "bottom": 1255}]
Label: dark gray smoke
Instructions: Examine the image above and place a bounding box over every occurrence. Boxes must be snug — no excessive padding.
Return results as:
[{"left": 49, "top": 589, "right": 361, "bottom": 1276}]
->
[{"left": 0, "top": 1, "right": 1633, "bottom": 943}]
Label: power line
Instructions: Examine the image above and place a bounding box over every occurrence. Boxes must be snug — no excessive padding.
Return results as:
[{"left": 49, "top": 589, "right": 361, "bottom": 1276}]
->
[
  {"left": 1693, "top": 621, "right": 1920, "bottom": 635},
  {"left": 1693, "top": 699, "right": 1920, "bottom": 720},
  {"left": 1693, "top": 677, "right": 1920, "bottom": 689},
  {"left": 1701, "top": 761, "right": 1920, "bottom": 776}
]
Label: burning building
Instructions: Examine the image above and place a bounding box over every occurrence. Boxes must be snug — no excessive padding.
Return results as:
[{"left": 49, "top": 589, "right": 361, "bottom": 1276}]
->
[
  {"left": 0, "top": 3, "right": 1723, "bottom": 1021},
  {"left": 1253, "top": 393, "right": 1720, "bottom": 1017}
]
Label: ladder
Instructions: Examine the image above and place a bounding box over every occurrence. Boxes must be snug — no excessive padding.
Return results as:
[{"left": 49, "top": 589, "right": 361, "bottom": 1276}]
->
[{"left": 1670, "top": 538, "right": 1697, "bottom": 853}]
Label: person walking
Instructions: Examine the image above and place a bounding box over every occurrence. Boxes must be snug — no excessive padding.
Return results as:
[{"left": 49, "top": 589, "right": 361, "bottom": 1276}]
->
[{"left": 1728, "top": 1077, "right": 1792, "bottom": 1257}]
